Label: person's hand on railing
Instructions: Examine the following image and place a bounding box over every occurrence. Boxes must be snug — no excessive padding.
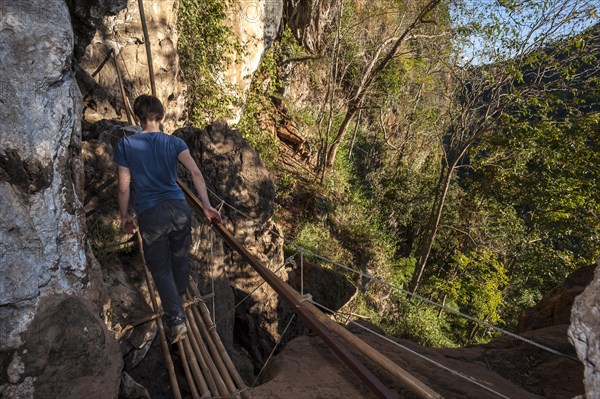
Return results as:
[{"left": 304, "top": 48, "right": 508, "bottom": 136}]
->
[{"left": 203, "top": 205, "right": 222, "bottom": 225}]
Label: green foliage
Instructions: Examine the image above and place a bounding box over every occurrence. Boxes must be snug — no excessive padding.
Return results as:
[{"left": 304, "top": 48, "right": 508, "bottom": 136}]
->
[
  {"left": 174, "top": 0, "right": 599, "bottom": 349},
  {"left": 467, "top": 75, "right": 600, "bottom": 318},
  {"left": 378, "top": 301, "right": 458, "bottom": 348},
  {"left": 353, "top": 292, "right": 458, "bottom": 348},
  {"left": 294, "top": 221, "right": 353, "bottom": 266},
  {"left": 279, "top": 23, "right": 308, "bottom": 59},
  {"left": 235, "top": 27, "right": 310, "bottom": 167},
  {"left": 236, "top": 45, "right": 281, "bottom": 167},
  {"left": 431, "top": 251, "right": 508, "bottom": 331},
  {"left": 453, "top": 26, "right": 600, "bottom": 327},
  {"left": 276, "top": 172, "right": 298, "bottom": 202},
  {"left": 178, "top": 0, "right": 241, "bottom": 123}
]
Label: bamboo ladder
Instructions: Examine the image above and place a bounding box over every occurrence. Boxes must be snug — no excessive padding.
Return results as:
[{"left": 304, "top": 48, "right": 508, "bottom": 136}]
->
[{"left": 134, "top": 230, "right": 251, "bottom": 399}]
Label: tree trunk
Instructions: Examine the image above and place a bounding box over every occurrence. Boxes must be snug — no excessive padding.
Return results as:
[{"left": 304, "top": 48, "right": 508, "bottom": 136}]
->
[
  {"left": 322, "top": 0, "right": 442, "bottom": 170},
  {"left": 437, "top": 294, "right": 447, "bottom": 318},
  {"left": 326, "top": 107, "right": 358, "bottom": 167},
  {"left": 408, "top": 162, "right": 454, "bottom": 293}
]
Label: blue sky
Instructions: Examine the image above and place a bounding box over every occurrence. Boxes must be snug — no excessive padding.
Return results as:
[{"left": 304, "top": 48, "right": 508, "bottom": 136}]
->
[{"left": 448, "top": 0, "right": 600, "bottom": 65}]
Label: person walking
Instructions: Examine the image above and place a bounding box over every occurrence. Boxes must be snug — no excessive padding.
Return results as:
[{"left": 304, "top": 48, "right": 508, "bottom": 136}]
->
[{"left": 114, "top": 94, "right": 222, "bottom": 343}]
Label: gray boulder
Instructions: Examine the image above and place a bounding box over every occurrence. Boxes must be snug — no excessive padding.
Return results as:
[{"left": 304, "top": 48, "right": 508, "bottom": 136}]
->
[{"left": 569, "top": 261, "right": 600, "bottom": 399}]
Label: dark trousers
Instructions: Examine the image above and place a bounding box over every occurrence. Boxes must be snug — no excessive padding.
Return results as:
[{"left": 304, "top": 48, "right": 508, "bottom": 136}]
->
[{"left": 138, "top": 199, "right": 191, "bottom": 321}]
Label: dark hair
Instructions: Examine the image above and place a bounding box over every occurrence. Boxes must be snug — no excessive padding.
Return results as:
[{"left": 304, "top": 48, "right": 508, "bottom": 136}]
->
[{"left": 133, "top": 95, "right": 165, "bottom": 125}]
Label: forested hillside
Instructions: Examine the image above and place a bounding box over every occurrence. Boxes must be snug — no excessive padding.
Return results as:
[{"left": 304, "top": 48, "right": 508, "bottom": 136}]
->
[{"left": 178, "top": 0, "right": 599, "bottom": 347}]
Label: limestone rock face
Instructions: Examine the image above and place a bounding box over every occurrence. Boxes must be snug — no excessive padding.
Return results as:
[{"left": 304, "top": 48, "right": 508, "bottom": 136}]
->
[
  {"left": 569, "top": 261, "right": 600, "bottom": 398},
  {"left": 0, "top": 0, "right": 97, "bottom": 351},
  {"left": 224, "top": 0, "right": 284, "bottom": 122},
  {"left": 285, "top": 0, "right": 340, "bottom": 53},
  {"left": 68, "top": 0, "right": 129, "bottom": 59},
  {"left": 518, "top": 264, "right": 596, "bottom": 333},
  {"left": 74, "top": 0, "right": 285, "bottom": 126},
  {"left": 74, "top": 0, "right": 186, "bottom": 132}
]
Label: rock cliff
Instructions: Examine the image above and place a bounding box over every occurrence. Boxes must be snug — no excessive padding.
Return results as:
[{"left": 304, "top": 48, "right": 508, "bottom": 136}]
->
[
  {"left": 223, "top": 0, "right": 284, "bottom": 122},
  {"left": 0, "top": 0, "right": 93, "bottom": 351},
  {"left": 0, "top": 1, "right": 121, "bottom": 396},
  {"left": 73, "top": 0, "right": 285, "bottom": 126},
  {"left": 569, "top": 261, "right": 600, "bottom": 399},
  {"left": 284, "top": 0, "right": 340, "bottom": 53},
  {"left": 73, "top": 0, "right": 186, "bottom": 131}
]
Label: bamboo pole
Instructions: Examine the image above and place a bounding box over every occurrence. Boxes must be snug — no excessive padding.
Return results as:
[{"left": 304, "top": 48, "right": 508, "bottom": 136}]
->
[
  {"left": 92, "top": 50, "right": 112, "bottom": 77},
  {"left": 188, "top": 290, "right": 237, "bottom": 393},
  {"left": 186, "top": 318, "right": 219, "bottom": 395},
  {"left": 111, "top": 49, "right": 133, "bottom": 125},
  {"left": 178, "top": 180, "right": 399, "bottom": 399},
  {"left": 191, "top": 302, "right": 237, "bottom": 393},
  {"left": 185, "top": 298, "right": 231, "bottom": 397},
  {"left": 137, "top": 0, "right": 156, "bottom": 96},
  {"left": 116, "top": 312, "right": 158, "bottom": 340},
  {"left": 178, "top": 340, "right": 201, "bottom": 399},
  {"left": 186, "top": 302, "right": 229, "bottom": 396},
  {"left": 182, "top": 331, "right": 212, "bottom": 398},
  {"left": 136, "top": 231, "right": 183, "bottom": 399},
  {"left": 188, "top": 280, "right": 251, "bottom": 399}
]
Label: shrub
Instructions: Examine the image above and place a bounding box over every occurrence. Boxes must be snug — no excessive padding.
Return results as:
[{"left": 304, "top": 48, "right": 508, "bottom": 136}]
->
[{"left": 178, "top": 0, "right": 241, "bottom": 123}]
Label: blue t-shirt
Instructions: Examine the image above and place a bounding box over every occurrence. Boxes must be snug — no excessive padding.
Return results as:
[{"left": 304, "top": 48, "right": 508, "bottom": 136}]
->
[{"left": 114, "top": 132, "right": 189, "bottom": 215}]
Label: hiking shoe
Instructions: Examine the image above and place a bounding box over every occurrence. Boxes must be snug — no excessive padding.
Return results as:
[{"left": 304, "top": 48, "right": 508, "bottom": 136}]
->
[{"left": 171, "top": 321, "right": 187, "bottom": 344}]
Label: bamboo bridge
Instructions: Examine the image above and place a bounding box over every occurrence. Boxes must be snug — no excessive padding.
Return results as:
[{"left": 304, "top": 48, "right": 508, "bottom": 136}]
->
[{"left": 127, "top": 179, "right": 444, "bottom": 399}]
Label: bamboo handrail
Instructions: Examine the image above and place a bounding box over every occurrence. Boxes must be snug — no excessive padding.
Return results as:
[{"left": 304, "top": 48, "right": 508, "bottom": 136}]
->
[
  {"left": 135, "top": 231, "right": 183, "bottom": 399},
  {"left": 111, "top": 49, "right": 133, "bottom": 125},
  {"left": 178, "top": 179, "right": 400, "bottom": 399},
  {"left": 138, "top": 0, "right": 156, "bottom": 97}
]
